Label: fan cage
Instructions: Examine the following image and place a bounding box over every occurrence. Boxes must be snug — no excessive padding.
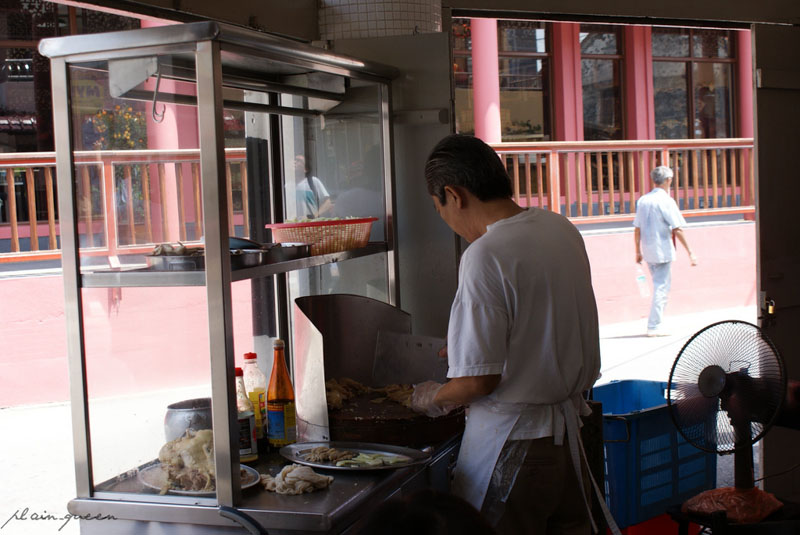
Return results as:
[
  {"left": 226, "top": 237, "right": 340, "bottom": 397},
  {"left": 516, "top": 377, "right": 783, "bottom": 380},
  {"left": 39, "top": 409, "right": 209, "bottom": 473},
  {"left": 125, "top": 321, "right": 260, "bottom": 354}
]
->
[{"left": 667, "top": 320, "right": 786, "bottom": 454}]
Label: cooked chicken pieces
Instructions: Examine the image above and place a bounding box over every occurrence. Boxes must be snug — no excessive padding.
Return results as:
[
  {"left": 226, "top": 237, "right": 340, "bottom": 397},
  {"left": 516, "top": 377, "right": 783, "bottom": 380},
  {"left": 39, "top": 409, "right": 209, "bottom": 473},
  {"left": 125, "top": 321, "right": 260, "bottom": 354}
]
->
[
  {"left": 304, "top": 446, "right": 356, "bottom": 463},
  {"left": 157, "top": 428, "right": 216, "bottom": 493},
  {"left": 261, "top": 464, "right": 333, "bottom": 495},
  {"left": 325, "top": 377, "right": 413, "bottom": 410}
]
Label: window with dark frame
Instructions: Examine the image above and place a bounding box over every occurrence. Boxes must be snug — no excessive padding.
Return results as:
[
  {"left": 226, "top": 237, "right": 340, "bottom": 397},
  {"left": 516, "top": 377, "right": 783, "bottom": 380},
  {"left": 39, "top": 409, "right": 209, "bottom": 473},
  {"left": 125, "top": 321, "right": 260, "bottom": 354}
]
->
[
  {"left": 652, "top": 27, "right": 735, "bottom": 140},
  {"left": 497, "top": 19, "right": 551, "bottom": 142},
  {"left": 579, "top": 24, "right": 624, "bottom": 141}
]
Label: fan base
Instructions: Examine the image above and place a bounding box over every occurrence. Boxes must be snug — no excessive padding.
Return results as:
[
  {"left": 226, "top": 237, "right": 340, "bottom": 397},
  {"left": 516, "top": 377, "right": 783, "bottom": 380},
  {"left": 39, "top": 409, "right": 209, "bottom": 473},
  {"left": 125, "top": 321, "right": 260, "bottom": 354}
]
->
[{"left": 682, "top": 487, "right": 783, "bottom": 524}]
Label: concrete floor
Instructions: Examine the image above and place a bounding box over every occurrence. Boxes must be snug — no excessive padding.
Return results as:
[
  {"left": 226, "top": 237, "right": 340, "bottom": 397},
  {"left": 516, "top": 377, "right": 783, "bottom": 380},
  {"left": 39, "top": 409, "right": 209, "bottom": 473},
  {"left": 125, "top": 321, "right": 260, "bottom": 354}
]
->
[{"left": 0, "top": 305, "right": 759, "bottom": 535}]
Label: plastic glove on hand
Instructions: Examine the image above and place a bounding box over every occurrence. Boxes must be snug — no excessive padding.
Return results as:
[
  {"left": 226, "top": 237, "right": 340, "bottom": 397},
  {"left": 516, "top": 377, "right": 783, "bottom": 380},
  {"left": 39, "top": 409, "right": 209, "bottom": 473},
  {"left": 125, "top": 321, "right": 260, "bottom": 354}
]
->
[{"left": 411, "top": 381, "right": 452, "bottom": 418}]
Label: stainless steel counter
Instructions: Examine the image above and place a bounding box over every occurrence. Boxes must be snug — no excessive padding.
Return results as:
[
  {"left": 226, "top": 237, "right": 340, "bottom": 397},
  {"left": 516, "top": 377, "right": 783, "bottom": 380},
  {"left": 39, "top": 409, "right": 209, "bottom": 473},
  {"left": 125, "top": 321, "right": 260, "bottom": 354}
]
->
[{"left": 70, "top": 436, "right": 460, "bottom": 535}]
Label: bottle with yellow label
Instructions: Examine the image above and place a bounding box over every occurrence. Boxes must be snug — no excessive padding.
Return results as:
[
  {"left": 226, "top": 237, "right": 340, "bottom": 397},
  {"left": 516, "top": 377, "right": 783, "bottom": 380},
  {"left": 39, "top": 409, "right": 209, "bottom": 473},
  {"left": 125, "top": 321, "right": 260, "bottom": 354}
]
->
[
  {"left": 242, "top": 352, "right": 267, "bottom": 451},
  {"left": 267, "top": 339, "right": 296, "bottom": 447}
]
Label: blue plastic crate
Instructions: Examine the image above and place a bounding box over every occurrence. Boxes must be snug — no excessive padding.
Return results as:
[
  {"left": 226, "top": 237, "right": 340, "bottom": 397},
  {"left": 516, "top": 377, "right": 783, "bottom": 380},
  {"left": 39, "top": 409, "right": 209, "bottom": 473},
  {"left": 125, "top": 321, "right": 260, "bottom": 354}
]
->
[{"left": 593, "top": 380, "right": 717, "bottom": 529}]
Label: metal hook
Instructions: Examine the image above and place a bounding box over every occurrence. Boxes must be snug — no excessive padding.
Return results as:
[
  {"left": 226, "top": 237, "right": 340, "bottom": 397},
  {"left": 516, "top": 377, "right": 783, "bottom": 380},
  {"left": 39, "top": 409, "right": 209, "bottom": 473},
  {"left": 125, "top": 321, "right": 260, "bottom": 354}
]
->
[{"left": 152, "top": 68, "right": 166, "bottom": 123}]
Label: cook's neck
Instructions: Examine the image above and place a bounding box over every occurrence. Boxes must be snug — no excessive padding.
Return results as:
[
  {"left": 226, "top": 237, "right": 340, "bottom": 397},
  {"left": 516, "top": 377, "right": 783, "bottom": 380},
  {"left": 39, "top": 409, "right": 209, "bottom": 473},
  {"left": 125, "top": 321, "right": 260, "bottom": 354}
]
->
[{"left": 474, "top": 198, "right": 525, "bottom": 238}]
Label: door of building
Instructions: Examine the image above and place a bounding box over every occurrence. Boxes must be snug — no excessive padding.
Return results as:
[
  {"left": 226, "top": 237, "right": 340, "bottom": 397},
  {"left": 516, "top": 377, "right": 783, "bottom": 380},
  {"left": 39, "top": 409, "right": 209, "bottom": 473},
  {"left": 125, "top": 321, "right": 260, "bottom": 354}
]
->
[{"left": 753, "top": 23, "right": 800, "bottom": 502}]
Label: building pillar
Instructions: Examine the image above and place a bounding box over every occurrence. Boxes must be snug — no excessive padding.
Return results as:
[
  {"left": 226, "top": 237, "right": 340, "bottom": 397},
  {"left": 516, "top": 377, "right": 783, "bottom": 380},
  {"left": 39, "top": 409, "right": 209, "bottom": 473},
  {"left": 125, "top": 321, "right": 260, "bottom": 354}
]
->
[
  {"left": 551, "top": 22, "right": 583, "bottom": 142},
  {"left": 140, "top": 19, "right": 198, "bottom": 242},
  {"left": 737, "top": 29, "right": 754, "bottom": 139},
  {"left": 736, "top": 29, "right": 754, "bottom": 211},
  {"left": 471, "top": 18, "right": 502, "bottom": 143},
  {"left": 624, "top": 25, "right": 655, "bottom": 140}
]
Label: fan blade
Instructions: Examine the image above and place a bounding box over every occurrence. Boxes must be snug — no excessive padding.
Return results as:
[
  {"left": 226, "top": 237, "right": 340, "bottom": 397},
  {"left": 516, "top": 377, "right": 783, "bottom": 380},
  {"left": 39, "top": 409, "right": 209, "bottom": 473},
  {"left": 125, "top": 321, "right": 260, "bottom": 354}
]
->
[{"left": 668, "top": 320, "right": 786, "bottom": 454}]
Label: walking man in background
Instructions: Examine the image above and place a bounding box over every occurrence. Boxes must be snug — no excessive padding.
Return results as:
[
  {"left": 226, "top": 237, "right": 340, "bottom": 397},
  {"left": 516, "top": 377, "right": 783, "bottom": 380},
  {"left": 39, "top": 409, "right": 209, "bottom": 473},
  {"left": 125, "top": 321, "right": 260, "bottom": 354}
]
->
[{"left": 634, "top": 165, "right": 698, "bottom": 337}]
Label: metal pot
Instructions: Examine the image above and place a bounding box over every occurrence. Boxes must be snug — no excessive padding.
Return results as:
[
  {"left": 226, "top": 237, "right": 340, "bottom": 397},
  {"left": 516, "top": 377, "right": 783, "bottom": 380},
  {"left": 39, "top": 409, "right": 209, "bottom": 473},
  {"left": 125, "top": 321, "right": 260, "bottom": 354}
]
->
[{"left": 164, "top": 397, "right": 212, "bottom": 442}]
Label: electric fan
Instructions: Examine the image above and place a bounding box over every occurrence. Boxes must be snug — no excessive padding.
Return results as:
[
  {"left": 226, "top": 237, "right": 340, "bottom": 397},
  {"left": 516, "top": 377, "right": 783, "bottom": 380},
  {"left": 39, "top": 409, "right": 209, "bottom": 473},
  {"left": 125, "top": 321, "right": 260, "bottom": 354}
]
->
[{"left": 667, "top": 320, "right": 787, "bottom": 524}]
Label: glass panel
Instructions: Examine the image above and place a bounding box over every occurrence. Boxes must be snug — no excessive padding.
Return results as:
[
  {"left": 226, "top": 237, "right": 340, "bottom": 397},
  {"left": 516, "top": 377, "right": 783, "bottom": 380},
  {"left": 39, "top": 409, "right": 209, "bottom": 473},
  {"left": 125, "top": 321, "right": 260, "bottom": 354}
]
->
[
  {"left": 454, "top": 55, "right": 473, "bottom": 135},
  {"left": 288, "top": 253, "right": 390, "bottom": 304},
  {"left": 652, "top": 27, "right": 690, "bottom": 57},
  {"left": 280, "top": 82, "right": 386, "bottom": 234},
  {"left": 452, "top": 18, "right": 471, "bottom": 52},
  {"left": 654, "top": 61, "right": 689, "bottom": 139},
  {"left": 582, "top": 58, "right": 623, "bottom": 140},
  {"left": 693, "top": 63, "right": 733, "bottom": 138},
  {"left": 579, "top": 24, "right": 619, "bottom": 55},
  {"left": 499, "top": 57, "right": 550, "bottom": 141},
  {"left": 68, "top": 56, "right": 217, "bottom": 499},
  {"left": 692, "top": 29, "right": 731, "bottom": 58},
  {"left": 498, "top": 20, "right": 547, "bottom": 53}
]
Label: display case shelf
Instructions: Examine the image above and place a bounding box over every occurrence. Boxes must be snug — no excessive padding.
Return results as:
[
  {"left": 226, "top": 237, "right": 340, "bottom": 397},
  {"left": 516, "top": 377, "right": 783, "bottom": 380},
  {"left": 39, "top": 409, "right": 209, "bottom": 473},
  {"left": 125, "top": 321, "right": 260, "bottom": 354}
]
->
[{"left": 81, "top": 243, "right": 388, "bottom": 288}]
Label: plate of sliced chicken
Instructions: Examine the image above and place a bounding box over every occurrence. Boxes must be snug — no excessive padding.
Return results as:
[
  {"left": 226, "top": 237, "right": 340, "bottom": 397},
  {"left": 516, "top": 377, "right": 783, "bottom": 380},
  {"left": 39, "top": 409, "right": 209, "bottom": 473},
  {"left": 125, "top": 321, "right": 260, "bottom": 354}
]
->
[{"left": 280, "top": 441, "right": 430, "bottom": 471}]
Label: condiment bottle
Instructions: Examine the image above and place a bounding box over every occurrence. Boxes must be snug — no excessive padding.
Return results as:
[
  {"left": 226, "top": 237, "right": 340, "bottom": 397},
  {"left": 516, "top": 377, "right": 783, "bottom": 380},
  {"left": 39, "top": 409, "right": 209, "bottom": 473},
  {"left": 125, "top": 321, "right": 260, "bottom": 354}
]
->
[
  {"left": 243, "top": 352, "right": 267, "bottom": 451},
  {"left": 267, "top": 339, "right": 297, "bottom": 447},
  {"left": 235, "top": 367, "right": 258, "bottom": 463}
]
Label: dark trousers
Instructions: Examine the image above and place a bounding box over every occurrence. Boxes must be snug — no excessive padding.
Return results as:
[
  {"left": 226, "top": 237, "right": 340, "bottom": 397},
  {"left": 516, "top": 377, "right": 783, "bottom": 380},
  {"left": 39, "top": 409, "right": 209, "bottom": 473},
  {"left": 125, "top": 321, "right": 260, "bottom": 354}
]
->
[{"left": 493, "top": 435, "right": 591, "bottom": 535}]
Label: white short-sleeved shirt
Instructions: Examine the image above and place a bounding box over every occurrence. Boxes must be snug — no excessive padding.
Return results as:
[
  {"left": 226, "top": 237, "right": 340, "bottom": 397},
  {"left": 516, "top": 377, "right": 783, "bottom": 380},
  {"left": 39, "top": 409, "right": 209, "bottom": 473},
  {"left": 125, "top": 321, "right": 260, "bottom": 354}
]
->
[
  {"left": 294, "top": 176, "right": 330, "bottom": 219},
  {"left": 633, "top": 188, "right": 687, "bottom": 264},
  {"left": 446, "top": 208, "right": 601, "bottom": 440}
]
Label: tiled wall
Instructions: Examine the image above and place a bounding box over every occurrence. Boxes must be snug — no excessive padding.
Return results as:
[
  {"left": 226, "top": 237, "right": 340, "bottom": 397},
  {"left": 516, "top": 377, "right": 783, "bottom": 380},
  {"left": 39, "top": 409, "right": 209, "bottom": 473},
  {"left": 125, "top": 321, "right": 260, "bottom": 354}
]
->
[{"left": 319, "top": 0, "right": 442, "bottom": 40}]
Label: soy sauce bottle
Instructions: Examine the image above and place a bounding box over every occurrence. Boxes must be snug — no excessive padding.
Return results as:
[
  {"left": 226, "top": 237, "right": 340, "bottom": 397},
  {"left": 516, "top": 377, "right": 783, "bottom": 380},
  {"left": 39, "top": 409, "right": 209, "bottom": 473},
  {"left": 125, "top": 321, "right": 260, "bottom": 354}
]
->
[{"left": 267, "top": 339, "right": 296, "bottom": 447}]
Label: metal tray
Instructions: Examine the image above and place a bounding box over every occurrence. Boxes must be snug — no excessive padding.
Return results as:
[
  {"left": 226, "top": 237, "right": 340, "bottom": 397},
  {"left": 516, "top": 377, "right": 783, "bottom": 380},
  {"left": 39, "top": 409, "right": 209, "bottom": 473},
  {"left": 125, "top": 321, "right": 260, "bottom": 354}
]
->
[
  {"left": 138, "top": 462, "right": 260, "bottom": 496},
  {"left": 263, "top": 242, "right": 311, "bottom": 263},
  {"left": 146, "top": 254, "right": 205, "bottom": 271},
  {"left": 279, "top": 441, "right": 430, "bottom": 471}
]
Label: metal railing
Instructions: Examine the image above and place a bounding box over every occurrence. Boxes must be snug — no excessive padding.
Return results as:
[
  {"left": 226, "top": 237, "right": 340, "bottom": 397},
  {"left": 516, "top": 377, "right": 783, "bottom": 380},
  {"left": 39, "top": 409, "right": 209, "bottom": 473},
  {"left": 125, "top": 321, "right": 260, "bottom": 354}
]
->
[
  {"left": 0, "top": 139, "right": 755, "bottom": 264},
  {"left": 490, "top": 138, "right": 755, "bottom": 222},
  {"left": 0, "top": 148, "right": 246, "bottom": 263}
]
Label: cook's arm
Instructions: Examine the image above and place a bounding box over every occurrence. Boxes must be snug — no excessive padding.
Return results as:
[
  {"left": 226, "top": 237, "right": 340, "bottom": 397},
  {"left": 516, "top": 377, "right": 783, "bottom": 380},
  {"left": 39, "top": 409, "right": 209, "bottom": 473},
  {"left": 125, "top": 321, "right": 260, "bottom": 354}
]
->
[{"left": 434, "top": 375, "right": 501, "bottom": 407}]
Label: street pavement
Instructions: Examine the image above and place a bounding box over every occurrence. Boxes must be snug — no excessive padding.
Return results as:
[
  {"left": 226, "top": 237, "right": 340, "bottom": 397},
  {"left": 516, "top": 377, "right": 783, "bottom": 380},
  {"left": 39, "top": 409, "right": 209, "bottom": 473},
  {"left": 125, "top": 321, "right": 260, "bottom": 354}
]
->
[{"left": 0, "top": 305, "right": 758, "bottom": 535}]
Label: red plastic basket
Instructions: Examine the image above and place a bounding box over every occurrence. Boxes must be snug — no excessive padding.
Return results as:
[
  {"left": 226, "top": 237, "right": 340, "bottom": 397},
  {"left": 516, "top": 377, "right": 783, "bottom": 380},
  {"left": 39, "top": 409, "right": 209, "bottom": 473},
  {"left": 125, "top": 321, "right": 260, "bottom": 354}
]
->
[{"left": 265, "top": 217, "right": 377, "bottom": 256}]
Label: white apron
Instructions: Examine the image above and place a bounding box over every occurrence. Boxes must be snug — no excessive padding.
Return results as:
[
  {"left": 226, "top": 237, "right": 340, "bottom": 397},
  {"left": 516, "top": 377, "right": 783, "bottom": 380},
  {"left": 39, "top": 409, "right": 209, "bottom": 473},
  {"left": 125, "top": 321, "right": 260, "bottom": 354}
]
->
[{"left": 452, "top": 396, "right": 621, "bottom": 535}]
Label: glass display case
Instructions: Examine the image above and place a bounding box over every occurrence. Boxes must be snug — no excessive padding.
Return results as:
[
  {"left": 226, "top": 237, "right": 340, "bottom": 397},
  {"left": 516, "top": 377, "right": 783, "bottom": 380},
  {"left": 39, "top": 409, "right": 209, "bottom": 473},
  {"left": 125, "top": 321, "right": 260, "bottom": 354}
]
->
[{"left": 40, "top": 21, "right": 419, "bottom": 533}]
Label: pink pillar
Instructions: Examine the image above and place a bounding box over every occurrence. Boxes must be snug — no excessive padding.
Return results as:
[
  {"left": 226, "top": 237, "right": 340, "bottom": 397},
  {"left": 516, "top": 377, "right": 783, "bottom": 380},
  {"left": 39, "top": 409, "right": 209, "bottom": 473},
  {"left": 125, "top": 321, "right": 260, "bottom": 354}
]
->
[
  {"left": 140, "top": 19, "right": 200, "bottom": 241},
  {"left": 624, "top": 26, "right": 655, "bottom": 140},
  {"left": 737, "top": 30, "right": 754, "bottom": 139},
  {"left": 736, "top": 29, "right": 754, "bottom": 213},
  {"left": 551, "top": 23, "right": 583, "bottom": 141},
  {"left": 471, "top": 18, "right": 502, "bottom": 143}
]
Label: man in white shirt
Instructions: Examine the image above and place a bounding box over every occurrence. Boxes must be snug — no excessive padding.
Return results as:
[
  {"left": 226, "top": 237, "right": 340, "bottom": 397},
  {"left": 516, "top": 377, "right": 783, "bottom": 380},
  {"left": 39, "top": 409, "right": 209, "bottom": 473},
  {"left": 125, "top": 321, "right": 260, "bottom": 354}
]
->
[
  {"left": 411, "top": 135, "right": 615, "bottom": 534},
  {"left": 293, "top": 154, "right": 332, "bottom": 219},
  {"left": 633, "top": 166, "right": 697, "bottom": 337}
]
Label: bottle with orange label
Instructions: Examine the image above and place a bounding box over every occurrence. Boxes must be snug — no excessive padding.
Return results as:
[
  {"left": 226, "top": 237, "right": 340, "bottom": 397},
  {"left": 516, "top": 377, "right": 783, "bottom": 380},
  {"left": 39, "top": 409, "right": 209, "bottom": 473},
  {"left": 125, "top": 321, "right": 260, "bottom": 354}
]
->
[{"left": 267, "top": 339, "right": 296, "bottom": 447}]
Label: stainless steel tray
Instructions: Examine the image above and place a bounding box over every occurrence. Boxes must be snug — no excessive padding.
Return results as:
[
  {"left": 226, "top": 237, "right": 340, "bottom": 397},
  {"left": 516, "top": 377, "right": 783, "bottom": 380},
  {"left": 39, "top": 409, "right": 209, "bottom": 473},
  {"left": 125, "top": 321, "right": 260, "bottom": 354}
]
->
[
  {"left": 146, "top": 254, "right": 205, "bottom": 271},
  {"left": 138, "top": 462, "right": 260, "bottom": 496},
  {"left": 279, "top": 441, "right": 430, "bottom": 471}
]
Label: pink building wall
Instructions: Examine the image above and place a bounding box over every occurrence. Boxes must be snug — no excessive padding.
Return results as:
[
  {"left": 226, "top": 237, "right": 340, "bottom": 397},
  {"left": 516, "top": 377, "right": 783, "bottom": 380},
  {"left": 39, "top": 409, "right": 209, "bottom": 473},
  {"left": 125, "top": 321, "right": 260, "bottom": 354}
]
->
[{"left": 0, "top": 223, "right": 756, "bottom": 407}]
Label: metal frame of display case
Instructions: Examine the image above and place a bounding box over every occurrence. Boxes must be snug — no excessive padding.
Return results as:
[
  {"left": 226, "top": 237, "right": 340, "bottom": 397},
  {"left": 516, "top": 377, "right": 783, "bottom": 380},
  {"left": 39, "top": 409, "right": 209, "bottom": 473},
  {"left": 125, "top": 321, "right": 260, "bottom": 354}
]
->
[{"left": 42, "top": 21, "right": 400, "bottom": 532}]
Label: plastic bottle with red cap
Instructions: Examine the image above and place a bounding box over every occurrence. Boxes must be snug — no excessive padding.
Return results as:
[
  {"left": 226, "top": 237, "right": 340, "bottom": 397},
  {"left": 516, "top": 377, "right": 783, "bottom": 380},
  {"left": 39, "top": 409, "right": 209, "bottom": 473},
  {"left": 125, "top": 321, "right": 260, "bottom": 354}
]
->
[{"left": 242, "top": 352, "right": 267, "bottom": 452}]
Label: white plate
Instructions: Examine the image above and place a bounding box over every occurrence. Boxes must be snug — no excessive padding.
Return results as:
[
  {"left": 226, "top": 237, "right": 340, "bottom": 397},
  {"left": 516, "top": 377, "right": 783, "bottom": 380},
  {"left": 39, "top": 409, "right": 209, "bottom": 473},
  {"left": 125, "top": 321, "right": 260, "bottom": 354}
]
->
[
  {"left": 280, "top": 441, "right": 430, "bottom": 471},
  {"left": 138, "top": 463, "right": 260, "bottom": 496}
]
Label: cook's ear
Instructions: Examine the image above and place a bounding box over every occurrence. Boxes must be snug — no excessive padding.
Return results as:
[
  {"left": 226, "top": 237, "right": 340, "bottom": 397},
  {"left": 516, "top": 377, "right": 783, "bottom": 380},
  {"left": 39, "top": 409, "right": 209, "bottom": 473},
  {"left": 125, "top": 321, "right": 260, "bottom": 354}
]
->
[{"left": 444, "top": 185, "right": 465, "bottom": 208}]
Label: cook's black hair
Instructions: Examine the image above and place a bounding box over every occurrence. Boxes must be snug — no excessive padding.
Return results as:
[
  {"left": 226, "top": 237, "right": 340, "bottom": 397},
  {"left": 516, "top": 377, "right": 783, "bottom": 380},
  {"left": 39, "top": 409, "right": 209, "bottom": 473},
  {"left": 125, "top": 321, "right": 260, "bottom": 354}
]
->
[{"left": 424, "top": 134, "right": 512, "bottom": 205}]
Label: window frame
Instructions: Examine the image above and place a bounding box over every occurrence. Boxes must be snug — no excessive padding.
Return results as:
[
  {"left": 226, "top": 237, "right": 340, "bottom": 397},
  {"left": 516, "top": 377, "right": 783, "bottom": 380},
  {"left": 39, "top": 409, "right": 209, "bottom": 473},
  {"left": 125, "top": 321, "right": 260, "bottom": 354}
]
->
[
  {"left": 495, "top": 19, "right": 553, "bottom": 142},
  {"left": 652, "top": 27, "right": 737, "bottom": 139},
  {"left": 579, "top": 23, "right": 625, "bottom": 140}
]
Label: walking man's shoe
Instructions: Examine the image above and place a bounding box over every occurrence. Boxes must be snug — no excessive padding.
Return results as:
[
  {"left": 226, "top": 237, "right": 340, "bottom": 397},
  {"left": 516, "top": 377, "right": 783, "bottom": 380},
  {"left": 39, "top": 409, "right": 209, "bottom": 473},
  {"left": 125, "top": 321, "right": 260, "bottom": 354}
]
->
[{"left": 646, "top": 329, "right": 670, "bottom": 337}]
